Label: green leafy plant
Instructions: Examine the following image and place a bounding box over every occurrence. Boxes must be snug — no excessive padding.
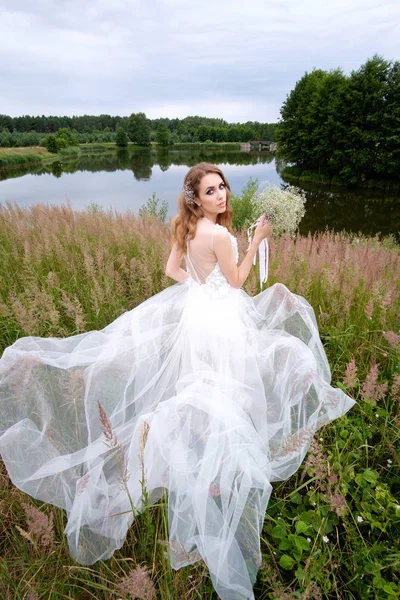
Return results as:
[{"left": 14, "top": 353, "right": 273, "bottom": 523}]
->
[{"left": 139, "top": 192, "right": 168, "bottom": 223}]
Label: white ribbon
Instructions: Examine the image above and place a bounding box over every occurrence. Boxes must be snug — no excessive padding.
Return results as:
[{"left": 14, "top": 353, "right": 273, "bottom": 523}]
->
[{"left": 247, "top": 218, "right": 269, "bottom": 291}]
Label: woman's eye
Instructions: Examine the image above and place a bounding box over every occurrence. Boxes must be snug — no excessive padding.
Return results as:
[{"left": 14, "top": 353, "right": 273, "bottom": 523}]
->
[{"left": 207, "top": 184, "right": 224, "bottom": 195}]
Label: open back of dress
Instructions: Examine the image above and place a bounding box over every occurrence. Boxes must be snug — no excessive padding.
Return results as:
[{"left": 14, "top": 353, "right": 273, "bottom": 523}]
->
[{"left": 185, "top": 217, "right": 220, "bottom": 284}]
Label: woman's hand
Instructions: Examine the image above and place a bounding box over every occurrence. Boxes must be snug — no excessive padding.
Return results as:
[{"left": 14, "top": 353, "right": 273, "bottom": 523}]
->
[{"left": 253, "top": 215, "right": 272, "bottom": 244}]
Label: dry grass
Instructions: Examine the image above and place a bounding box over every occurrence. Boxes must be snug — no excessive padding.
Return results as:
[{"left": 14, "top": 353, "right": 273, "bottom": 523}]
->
[
  {"left": 0, "top": 146, "right": 52, "bottom": 157},
  {"left": 0, "top": 202, "right": 399, "bottom": 599}
]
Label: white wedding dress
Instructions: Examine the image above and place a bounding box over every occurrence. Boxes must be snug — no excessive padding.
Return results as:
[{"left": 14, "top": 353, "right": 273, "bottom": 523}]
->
[{"left": 0, "top": 217, "right": 356, "bottom": 600}]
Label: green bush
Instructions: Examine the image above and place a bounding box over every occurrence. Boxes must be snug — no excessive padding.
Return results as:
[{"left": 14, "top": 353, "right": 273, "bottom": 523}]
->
[
  {"left": 44, "top": 134, "right": 59, "bottom": 153},
  {"left": 116, "top": 126, "right": 129, "bottom": 147},
  {"left": 229, "top": 177, "right": 260, "bottom": 230},
  {"left": 139, "top": 192, "right": 168, "bottom": 223},
  {"left": 55, "top": 127, "right": 78, "bottom": 149}
]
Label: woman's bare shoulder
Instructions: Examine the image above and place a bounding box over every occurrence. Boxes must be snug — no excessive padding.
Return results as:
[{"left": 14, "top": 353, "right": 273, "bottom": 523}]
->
[{"left": 213, "top": 223, "right": 230, "bottom": 237}]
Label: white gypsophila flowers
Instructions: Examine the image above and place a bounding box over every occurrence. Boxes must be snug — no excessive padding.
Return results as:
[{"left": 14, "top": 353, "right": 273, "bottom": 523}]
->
[{"left": 252, "top": 182, "right": 306, "bottom": 237}]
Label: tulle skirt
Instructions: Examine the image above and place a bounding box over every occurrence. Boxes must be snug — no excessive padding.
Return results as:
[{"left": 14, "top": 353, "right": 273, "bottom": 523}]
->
[{"left": 0, "top": 280, "right": 355, "bottom": 600}]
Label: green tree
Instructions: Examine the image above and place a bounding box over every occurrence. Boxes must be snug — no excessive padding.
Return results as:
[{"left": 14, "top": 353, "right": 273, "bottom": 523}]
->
[
  {"left": 44, "top": 134, "right": 59, "bottom": 153},
  {"left": 127, "top": 112, "right": 151, "bottom": 146},
  {"left": 18, "top": 131, "right": 40, "bottom": 147},
  {"left": 0, "top": 114, "right": 13, "bottom": 131},
  {"left": 276, "top": 55, "right": 400, "bottom": 185},
  {"left": 306, "top": 68, "right": 348, "bottom": 172},
  {"left": 55, "top": 127, "right": 78, "bottom": 149},
  {"left": 227, "top": 126, "right": 239, "bottom": 142},
  {"left": 0, "top": 112, "right": 278, "bottom": 147},
  {"left": 116, "top": 125, "right": 128, "bottom": 147},
  {"left": 276, "top": 69, "right": 327, "bottom": 167},
  {"left": 340, "top": 55, "right": 394, "bottom": 182},
  {"left": 0, "top": 128, "right": 12, "bottom": 147},
  {"left": 381, "top": 59, "right": 400, "bottom": 176},
  {"left": 156, "top": 122, "right": 170, "bottom": 147},
  {"left": 214, "top": 126, "right": 227, "bottom": 142}
]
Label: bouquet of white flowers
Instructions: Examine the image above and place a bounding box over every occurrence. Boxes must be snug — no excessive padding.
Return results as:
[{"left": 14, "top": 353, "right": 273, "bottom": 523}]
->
[
  {"left": 252, "top": 182, "right": 306, "bottom": 237},
  {"left": 247, "top": 183, "right": 307, "bottom": 289}
]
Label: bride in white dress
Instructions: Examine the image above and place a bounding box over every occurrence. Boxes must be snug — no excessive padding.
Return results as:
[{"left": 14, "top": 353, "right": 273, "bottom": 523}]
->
[{"left": 0, "top": 162, "right": 356, "bottom": 600}]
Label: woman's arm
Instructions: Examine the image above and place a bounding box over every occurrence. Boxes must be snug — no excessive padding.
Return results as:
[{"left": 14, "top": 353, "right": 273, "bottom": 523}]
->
[
  {"left": 213, "top": 218, "right": 272, "bottom": 289},
  {"left": 165, "top": 242, "right": 190, "bottom": 283}
]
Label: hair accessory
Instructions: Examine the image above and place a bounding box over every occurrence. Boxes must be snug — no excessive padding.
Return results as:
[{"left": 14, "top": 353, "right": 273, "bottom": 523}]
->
[{"left": 183, "top": 182, "right": 196, "bottom": 206}]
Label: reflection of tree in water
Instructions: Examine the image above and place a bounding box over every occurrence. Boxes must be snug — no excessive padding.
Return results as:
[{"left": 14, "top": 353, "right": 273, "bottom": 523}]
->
[
  {"left": 0, "top": 165, "right": 34, "bottom": 182},
  {"left": 274, "top": 156, "right": 286, "bottom": 175},
  {"left": 75, "top": 152, "right": 128, "bottom": 173},
  {"left": 294, "top": 183, "right": 400, "bottom": 239},
  {"left": 156, "top": 148, "right": 170, "bottom": 172},
  {"left": 51, "top": 162, "right": 63, "bottom": 178},
  {"left": 0, "top": 149, "right": 276, "bottom": 182},
  {"left": 166, "top": 149, "right": 275, "bottom": 167},
  {"left": 130, "top": 149, "right": 153, "bottom": 180},
  {"left": 116, "top": 147, "right": 129, "bottom": 165}
]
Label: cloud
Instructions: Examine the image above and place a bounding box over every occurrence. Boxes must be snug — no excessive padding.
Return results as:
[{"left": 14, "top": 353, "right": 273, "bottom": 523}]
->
[{"left": 0, "top": 0, "right": 399, "bottom": 121}]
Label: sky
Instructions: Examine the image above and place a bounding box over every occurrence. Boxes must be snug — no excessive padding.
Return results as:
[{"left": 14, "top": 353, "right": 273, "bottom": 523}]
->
[{"left": 1, "top": 0, "right": 399, "bottom": 124}]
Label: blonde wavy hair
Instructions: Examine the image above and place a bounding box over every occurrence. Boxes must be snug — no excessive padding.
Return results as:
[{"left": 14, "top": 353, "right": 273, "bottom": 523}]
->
[{"left": 171, "top": 162, "right": 233, "bottom": 254}]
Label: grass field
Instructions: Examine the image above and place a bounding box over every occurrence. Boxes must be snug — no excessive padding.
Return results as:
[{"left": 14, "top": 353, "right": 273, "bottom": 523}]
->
[
  {"left": 0, "top": 146, "right": 52, "bottom": 157},
  {"left": 0, "top": 146, "right": 55, "bottom": 169},
  {"left": 0, "top": 201, "right": 399, "bottom": 599},
  {"left": 0, "top": 143, "right": 149, "bottom": 170}
]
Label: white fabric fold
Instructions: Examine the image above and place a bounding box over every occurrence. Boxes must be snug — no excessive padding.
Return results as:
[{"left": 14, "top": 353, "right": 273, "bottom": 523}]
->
[
  {"left": 0, "top": 221, "right": 356, "bottom": 600},
  {"left": 247, "top": 218, "right": 269, "bottom": 290}
]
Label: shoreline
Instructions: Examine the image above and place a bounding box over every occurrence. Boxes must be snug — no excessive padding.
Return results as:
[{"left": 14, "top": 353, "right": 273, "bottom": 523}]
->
[{"left": 0, "top": 142, "right": 238, "bottom": 171}]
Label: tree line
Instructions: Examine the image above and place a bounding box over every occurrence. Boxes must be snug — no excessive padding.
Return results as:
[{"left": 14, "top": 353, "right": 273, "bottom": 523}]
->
[
  {"left": 276, "top": 54, "right": 400, "bottom": 186},
  {"left": 0, "top": 113, "right": 276, "bottom": 149}
]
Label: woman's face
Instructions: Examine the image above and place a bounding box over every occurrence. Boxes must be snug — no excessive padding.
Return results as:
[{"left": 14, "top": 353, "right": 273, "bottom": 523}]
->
[{"left": 195, "top": 172, "right": 227, "bottom": 220}]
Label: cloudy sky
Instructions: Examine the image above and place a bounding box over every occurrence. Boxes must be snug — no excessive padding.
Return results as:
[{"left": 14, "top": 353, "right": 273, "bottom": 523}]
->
[{"left": 1, "top": 0, "right": 399, "bottom": 123}]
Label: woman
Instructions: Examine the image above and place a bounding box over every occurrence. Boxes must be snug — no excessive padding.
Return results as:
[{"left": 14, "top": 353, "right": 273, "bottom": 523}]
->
[{"left": 0, "top": 162, "right": 355, "bottom": 600}]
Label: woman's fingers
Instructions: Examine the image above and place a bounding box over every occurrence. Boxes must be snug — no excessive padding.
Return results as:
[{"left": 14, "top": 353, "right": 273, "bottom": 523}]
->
[{"left": 254, "top": 217, "right": 272, "bottom": 241}]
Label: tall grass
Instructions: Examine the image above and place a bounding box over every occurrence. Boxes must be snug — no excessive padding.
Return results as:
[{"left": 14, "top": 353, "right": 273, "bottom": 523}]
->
[
  {"left": 0, "top": 145, "right": 118, "bottom": 171},
  {"left": 0, "top": 152, "right": 47, "bottom": 169},
  {"left": 0, "top": 200, "right": 399, "bottom": 599}
]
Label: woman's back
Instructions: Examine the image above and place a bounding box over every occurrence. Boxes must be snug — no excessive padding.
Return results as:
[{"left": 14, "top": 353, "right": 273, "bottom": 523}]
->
[{"left": 185, "top": 217, "right": 220, "bottom": 284}]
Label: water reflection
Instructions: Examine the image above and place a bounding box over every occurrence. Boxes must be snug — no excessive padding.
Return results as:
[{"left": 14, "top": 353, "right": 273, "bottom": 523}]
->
[
  {"left": 0, "top": 148, "right": 275, "bottom": 182},
  {"left": 290, "top": 183, "right": 399, "bottom": 239},
  {"left": 75, "top": 147, "right": 275, "bottom": 180},
  {"left": 0, "top": 147, "right": 399, "bottom": 239}
]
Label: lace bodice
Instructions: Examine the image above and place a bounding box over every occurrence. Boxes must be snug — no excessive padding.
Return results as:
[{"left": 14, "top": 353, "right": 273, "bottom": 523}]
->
[{"left": 185, "top": 219, "right": 239, "bottom": 298}]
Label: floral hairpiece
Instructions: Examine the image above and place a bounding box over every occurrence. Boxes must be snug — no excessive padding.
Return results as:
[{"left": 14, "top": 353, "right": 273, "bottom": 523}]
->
[{"left": 183, "top": 182, "right": 196, "bottom": 206}]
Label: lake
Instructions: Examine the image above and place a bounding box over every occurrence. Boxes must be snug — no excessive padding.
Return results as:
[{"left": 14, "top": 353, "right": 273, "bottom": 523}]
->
[{"left": 1, "top": 147, "right": 399, "bottom": 239}]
